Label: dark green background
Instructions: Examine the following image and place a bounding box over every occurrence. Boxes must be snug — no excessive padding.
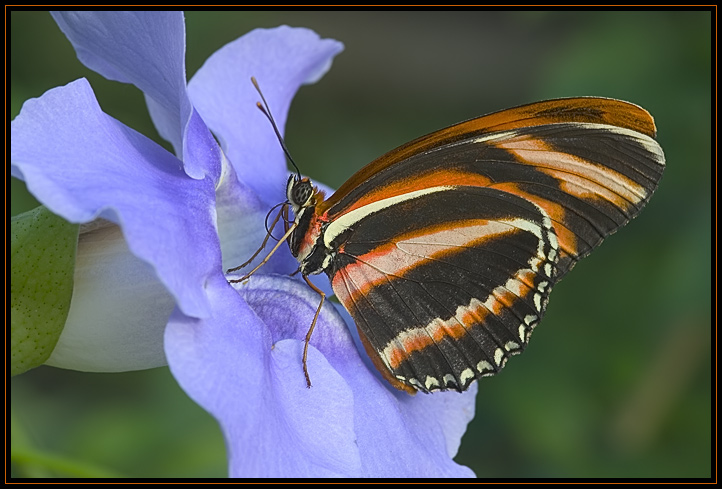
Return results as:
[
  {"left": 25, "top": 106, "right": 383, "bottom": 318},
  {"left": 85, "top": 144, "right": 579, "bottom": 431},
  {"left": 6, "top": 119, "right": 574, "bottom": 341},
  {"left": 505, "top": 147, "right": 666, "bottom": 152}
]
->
[{"left": 10, "top": 10, "right": 712, "bottom": 478}]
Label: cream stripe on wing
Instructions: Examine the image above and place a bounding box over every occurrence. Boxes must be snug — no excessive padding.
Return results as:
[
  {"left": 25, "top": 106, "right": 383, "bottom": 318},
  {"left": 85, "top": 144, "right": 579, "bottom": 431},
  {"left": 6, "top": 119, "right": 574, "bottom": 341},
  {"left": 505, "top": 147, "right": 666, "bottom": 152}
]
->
[
  {"left": 487, "top": 123, "right": 664, "bottom": 207},
  {"left": 331, "top": 218, "right": 545, "bottom": 305},
  {"left": 323, "top": 186, "right": 455, "bottom": 247}
]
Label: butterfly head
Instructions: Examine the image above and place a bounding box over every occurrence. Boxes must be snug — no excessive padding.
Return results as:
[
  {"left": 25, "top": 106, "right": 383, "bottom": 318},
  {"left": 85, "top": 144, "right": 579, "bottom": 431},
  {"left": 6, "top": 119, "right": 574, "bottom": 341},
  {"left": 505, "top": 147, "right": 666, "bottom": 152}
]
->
[{"left": 286, "top": 174, "right": 315, "bottom": 215}]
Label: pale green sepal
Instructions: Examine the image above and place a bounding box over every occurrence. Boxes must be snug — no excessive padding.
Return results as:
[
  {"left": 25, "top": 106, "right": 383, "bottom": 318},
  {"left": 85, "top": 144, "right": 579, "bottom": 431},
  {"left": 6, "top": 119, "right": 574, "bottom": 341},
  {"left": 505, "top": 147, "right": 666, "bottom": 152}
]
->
[{"left": 11, "top": 206, "right": 79, "bottom": 375}]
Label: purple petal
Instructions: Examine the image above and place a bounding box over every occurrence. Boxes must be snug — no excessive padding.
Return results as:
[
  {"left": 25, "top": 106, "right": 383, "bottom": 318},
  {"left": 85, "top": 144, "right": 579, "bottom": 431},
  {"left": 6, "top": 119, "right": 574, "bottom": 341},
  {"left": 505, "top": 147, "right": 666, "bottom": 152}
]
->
[
  {"left": 167, "top": 273, "right": 475, "bottom": 477},
  {"left": 51, "top": 11, "right": 186, "bottom": 109},
  {"left": 51, "top": 11, "right": 220, "bottom": 180},
  {"left": 256, "top": 276, "right": 477, "bottom": 477},
  {"left": 188, "top": 26, "right": 344, "bottom": 205},
  {"left": 165, "top": 274, "right": 361, "bottom": 478},
  {"left": 11, "top": 78, "right": 219, "bottom": 318}
]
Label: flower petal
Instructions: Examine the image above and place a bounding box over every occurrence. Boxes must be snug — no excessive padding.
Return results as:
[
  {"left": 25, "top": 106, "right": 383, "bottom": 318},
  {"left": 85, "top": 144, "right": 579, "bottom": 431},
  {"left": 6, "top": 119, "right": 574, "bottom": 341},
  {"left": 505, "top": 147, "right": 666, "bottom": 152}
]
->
[
  {"left": 214, "top": 153, "right": 299, "bottom": 276},
  {"left": 188, "top": 26, "right": 344, "bottom": 205},
  {"left": 11, "top": 78, "right": 220, "bottom": 318},
  {"left": 165, "top": 274, "right": 361, "bottom": 478},
  {"left": 172, "top": 273, "right": 475, "bottom": 477},
  {"left": 251, "top": 275, "right": 477, "bottom": 477},
  {"left": 51, "top": 10, "right": 220, "bottom": 180},
  {"left": 45, "top": 220, "right": 173, "bottom": 371}
]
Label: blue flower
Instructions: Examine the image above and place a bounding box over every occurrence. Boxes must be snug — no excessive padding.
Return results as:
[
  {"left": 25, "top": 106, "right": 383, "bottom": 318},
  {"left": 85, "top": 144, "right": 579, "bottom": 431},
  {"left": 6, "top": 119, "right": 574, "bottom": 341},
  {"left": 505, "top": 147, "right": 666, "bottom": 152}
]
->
[{"left": 11, "top": 11, "right": 476, "bottom": 477}]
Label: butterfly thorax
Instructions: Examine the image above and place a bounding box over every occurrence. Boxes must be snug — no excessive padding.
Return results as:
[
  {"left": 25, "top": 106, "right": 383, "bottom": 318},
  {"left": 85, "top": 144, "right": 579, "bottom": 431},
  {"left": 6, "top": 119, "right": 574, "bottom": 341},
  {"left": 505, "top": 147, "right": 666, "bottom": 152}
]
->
[{"left": 286, "top": 175, "right": 332, "bottom": 276}]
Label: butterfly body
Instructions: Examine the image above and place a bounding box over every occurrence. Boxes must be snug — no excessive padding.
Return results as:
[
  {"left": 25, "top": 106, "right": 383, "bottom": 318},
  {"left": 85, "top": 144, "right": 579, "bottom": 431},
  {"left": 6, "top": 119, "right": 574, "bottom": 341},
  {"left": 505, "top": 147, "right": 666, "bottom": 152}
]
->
[{"left": 284, "top": 97, "right": 665, "bottom": 394}]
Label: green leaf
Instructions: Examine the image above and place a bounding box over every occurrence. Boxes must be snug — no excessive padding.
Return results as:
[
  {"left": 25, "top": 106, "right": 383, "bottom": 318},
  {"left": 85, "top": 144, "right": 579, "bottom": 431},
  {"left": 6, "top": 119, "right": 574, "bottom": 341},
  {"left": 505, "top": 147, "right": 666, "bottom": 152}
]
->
[{"left": 11, "top": 206, "right": 79, "bottom": 375}]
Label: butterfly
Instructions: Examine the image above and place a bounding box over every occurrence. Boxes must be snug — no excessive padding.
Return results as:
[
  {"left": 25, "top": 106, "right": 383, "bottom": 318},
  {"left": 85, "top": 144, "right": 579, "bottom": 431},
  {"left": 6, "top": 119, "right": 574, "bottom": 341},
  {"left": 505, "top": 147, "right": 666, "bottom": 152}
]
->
[{"left": 233, "top": 89, "right": 665, "bottom": 394}]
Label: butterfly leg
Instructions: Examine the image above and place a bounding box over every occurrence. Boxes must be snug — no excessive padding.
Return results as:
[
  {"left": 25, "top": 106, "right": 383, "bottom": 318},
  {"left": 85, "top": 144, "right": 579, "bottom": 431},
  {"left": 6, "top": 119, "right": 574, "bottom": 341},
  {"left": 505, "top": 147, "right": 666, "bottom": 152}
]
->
[
  {"left": 227, "top": 205, "right": 285, "bottom": 275},
  {"left": 228, "top": 220, "right": 298, "bottom": 284},
  {"left": 302, "top": 274, "right": 326, "bottom": 388}
]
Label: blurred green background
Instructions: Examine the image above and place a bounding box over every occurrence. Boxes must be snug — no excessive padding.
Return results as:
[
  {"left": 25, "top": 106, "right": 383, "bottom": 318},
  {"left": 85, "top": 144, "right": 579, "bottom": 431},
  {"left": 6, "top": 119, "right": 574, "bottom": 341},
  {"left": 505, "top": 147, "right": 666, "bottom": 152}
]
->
[{"left": 10, "top": 11, "right": 711, "bottom": 478}]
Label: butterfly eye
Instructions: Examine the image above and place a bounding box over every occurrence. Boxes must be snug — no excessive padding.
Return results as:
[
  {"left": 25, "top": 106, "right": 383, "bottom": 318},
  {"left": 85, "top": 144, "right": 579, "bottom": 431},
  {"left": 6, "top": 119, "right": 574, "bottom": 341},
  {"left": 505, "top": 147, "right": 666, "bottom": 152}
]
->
[{"left": 291, "top": 179, "right": 313, "bottom": 208}]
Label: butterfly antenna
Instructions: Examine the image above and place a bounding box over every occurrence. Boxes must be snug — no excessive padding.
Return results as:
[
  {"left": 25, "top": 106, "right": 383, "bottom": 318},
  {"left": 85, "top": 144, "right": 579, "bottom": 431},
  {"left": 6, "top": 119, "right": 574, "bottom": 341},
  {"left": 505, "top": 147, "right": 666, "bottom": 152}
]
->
[{"left": 251, "top": 76, "right": 302, "bottom": 180}]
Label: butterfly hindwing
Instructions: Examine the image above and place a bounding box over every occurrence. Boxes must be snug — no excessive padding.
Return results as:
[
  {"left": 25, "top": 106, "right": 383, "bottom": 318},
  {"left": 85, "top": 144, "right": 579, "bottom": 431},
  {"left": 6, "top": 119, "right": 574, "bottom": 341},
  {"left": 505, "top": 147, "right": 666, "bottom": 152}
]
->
[{"left": 327, "top": 186, "right": 558, "bottom": 392}]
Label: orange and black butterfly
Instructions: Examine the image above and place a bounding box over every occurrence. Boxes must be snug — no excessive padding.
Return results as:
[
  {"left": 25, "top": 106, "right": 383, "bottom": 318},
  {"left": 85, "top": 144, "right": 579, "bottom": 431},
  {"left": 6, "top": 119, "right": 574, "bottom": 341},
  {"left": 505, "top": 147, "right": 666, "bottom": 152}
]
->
[{"left": 239, "top": 96, "right": 665, "bottom": 394}]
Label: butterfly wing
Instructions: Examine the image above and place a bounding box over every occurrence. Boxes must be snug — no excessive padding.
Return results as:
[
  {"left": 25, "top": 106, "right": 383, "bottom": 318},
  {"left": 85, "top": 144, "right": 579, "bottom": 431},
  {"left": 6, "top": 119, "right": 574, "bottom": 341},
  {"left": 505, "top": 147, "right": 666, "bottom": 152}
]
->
[{"left": 321, "top": 97, "right": 665, "bottom": 393}]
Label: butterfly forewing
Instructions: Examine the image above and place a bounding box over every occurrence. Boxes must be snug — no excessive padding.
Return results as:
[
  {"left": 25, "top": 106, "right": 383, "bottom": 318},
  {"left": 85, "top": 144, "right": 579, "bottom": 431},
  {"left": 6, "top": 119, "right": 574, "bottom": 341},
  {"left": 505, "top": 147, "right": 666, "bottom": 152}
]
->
[{"left": 292, "top": 97, "right": 664, "bottom": 393}]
